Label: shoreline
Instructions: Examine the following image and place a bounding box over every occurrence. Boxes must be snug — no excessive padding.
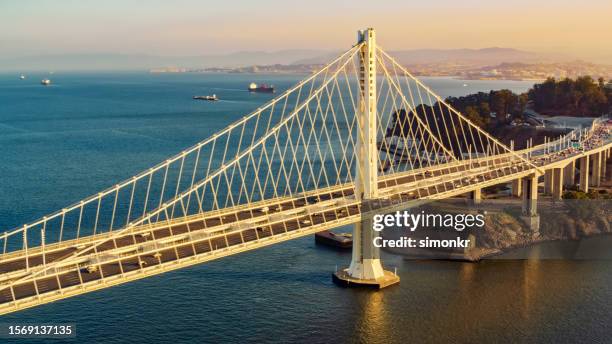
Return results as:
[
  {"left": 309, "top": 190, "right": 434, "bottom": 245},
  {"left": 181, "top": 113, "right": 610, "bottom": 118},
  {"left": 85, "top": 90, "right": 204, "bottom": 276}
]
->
[
  {"left": 382, "top": 186, "right": 612, "bottom": 262},
  {"left": 384, "top": 231, "right": 612, "bottom": 262},
  {"left": 149, "top": 70, "right": 547, "bottom": 82}
]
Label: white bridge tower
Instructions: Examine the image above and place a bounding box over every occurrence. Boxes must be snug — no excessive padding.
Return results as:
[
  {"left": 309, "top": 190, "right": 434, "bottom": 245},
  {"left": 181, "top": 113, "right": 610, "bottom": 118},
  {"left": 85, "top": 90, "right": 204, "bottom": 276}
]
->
[{"left": 333, "top": 28, "right": 400, "bottom": 289}]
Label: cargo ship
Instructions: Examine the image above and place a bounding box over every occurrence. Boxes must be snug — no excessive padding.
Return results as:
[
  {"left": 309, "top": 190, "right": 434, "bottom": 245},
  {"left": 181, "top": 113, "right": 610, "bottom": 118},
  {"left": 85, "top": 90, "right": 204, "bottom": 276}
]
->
[
  {"left": 193, "top": 94, "right": 219, "bottom": 101},
  {"left": 41, "top": 79, "right": 51, "bottom": 85},
  {"left": 315, "top": 230, "right": 352, "bottom": 249},
  {"left": 248, "top": 82, "right": 274, "bottom": 93}
]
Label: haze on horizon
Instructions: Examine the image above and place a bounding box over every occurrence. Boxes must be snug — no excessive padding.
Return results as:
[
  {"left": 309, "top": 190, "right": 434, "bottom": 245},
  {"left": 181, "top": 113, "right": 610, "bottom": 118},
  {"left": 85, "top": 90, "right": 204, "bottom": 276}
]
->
[{"left": 1, "top": 0, "right": 611, "bottom": 64}]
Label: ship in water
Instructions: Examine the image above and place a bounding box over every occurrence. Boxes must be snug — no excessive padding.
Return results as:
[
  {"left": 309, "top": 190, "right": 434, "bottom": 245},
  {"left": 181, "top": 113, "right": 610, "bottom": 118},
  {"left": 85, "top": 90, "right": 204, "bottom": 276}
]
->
[
  {"left": 193, "top": 94, "right": 218, "bottom": 101},
  {"left": 248, "top": 82, "right": 274, "bottom": 93},
  {"left": 41, "top": 79, "right": 51, "bottom": 85},
  {"left": 20, "top": 75, "right": 26, "bottom": 80},
  {"left": 315, "top": 230, "right": 352, "bottom": 249}
]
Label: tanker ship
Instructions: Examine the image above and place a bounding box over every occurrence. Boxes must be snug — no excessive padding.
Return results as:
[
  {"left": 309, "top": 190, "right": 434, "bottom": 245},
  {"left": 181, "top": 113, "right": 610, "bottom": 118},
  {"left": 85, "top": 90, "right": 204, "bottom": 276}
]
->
[{"left": 248, "top": 82, "right": 274, "bottom": 93}]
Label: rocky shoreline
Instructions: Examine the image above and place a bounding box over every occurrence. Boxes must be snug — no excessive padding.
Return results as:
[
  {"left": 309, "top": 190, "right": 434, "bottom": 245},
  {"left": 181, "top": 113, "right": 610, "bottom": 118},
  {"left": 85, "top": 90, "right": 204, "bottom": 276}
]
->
[{"left": 382, "top": 197, "right": 611, "bottom": 262}]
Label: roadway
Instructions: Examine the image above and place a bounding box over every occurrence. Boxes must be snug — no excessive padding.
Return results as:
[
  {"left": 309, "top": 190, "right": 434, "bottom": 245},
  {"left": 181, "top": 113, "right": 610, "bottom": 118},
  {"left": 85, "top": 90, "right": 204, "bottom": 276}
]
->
[{"left": 0, "top": 120, "right": 609, "bottom": 315}]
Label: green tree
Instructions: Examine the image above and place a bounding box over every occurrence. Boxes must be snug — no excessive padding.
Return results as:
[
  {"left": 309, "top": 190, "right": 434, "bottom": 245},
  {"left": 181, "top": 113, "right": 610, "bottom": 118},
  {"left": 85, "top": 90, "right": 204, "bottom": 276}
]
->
[
  {"left": 464, "top": 106, "right": 485, "bottom": 127},
  {"left": 517, "top": 93, "right": 529, "bottom": 118},
  {"left": 489, "top": 89, "right": 517, "bottom": 122},
  {"left": 528, "top": 76, "right": 609, "bottom": 116}
]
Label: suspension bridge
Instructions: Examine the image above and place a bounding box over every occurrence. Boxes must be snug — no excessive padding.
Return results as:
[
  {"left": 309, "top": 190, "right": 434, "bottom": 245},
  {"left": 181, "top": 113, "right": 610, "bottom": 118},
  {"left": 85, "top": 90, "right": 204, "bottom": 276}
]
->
[{"left": 1, "top": 29, "right": 610, "bottom": 315}]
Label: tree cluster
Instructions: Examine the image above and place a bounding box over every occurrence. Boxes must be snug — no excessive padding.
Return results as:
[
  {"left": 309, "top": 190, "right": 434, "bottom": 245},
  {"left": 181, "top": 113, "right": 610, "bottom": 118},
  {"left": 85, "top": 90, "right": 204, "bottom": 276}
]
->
[
  {"left": 445, "top": 90, "right": 528, "bottom": 129},
  {"left": 528, "top": 76, "right": 611, "bottom": 117},
  {"left": 442, "top": 76, "right": 611, "bottom": 128}
]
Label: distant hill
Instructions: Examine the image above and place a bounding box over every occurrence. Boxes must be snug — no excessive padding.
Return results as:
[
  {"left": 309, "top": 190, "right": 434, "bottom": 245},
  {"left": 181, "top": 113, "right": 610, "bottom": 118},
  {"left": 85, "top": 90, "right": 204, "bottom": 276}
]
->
[
  {"left": 0, "top": 47, "right": 570, "bottom": 72},
  {"left": 0, "top": 50, "right": 327, "bottom": 71},
  {"left": 292, "top": 47, "right": 568, "bottom": 66}
]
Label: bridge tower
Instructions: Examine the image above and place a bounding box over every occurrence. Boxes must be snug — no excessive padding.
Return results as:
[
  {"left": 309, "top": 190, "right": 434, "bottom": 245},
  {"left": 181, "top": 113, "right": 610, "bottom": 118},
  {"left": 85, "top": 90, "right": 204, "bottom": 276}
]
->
[{"left": 333, "top": 28, "right": 400, "bottom": 289}]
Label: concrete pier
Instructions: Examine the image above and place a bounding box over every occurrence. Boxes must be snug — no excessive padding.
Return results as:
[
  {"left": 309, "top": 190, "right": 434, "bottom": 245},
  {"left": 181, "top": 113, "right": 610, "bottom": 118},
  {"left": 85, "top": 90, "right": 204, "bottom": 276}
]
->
[
  {"left": 579, "top": 155, "right": 590, "bottom": 192},
  {"left": 334, "top": 215, "right": 399, "bottom": 289},
  {"left": 521, "top": 174, "right": 540, "bottom": 234},
  {"left": 332, "top": 269, "right": 400, "bottom": 289},
  {"left": 463, "top": 233, "right": 477, "bottom": 255},
  {"left": 602, "top": 151, "right": 607, "bottom": 180},
  {"left": 563, "top": 160, "right": 575, "bottom": 186},
  {"left": 469, "top": 188, "right": 482, "bottom": 205},
  {"left": 544, "top": 169, "right": 553, "bottom": 195},
  {"left": 552, "top": 168, "right": 563, "bottom": 200},
  {"left": 591, "top": 153, "right": 601, "bottom": 187},
  {"left": 511, "top": 179, "right": 522, "bottom": 197}
]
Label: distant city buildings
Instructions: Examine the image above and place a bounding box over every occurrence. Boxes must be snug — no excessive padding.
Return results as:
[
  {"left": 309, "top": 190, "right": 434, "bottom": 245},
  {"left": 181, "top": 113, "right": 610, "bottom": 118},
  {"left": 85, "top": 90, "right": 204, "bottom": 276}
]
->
[
  {"left": 150, "top": 60, "right": 612, "bottom": 81},
  {"left": 150, "top": 64, "right": 321, "bottom": 74},
  {"left": 408, "top": 61, "right": 612, "bottom": 81},
  {"left": 149, "top": 67, "right": 188, "bottom": 73}
]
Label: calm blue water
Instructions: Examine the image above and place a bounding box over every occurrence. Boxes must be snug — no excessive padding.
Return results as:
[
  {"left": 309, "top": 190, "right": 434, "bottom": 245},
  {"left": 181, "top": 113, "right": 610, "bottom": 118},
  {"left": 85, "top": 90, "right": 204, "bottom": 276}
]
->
[{"left": 1, "top": 72, "right": 611, "bottom": 343}]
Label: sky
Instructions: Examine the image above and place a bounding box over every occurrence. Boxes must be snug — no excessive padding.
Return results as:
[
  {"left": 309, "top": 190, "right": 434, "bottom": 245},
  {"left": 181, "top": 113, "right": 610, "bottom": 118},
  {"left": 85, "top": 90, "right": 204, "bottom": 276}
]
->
[{"left": 1, "top": 0, "right": 611, "bottom": 63}]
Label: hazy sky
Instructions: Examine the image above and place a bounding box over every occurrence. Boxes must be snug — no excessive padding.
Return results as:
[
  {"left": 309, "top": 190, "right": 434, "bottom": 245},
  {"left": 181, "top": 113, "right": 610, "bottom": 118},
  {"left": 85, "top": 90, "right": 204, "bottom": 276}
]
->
[{"left": 1, "top": 0, "right": 611, "bottom": 63}]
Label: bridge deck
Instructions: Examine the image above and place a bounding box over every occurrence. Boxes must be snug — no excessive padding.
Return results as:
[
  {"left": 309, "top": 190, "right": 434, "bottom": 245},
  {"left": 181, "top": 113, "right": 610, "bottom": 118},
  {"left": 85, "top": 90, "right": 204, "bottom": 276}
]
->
[
  {"left": 0, "top": 121, "right": 609, "bottom": 315},
  {"left": 0, "top": 156, "right": 536, "bottom": 314}
]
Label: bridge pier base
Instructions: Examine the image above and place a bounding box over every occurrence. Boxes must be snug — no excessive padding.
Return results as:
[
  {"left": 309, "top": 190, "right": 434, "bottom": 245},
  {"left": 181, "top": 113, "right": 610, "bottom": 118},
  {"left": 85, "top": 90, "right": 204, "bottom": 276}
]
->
[
  {"left": 590, "top": 153, "right": 601, "bottom": 187},
  {"left": 544, "top": 170, "right": 553, "bottom": 195},
  {"left": 552, "top": 168, "right": 564, "bottom": 200},
  {"left": 511, "top": 179, "right": 522, "bottom": 197},
  {"left": 462, "top": 233, "right": 477, "bottom": 259},
  {"left": 563, "top": 160, "right": 575, "bottom": 187},
  {"left": 333, "top": 216, "right": 400, "bottom": 289},
  {"left": 579, "top": 156, "right": 589, "bottom": 192},
  {"left": 468, "top": 188, "right": 482, "bottom": 205},
  {"left": 332, "top": 269, "right": 401, "bottom": 289},
  {"left": 602, "top": 151, "right": 607, "bottom": 180},
  {"left": 520, "top": 174, "right": 540, "bottom": 235}
]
